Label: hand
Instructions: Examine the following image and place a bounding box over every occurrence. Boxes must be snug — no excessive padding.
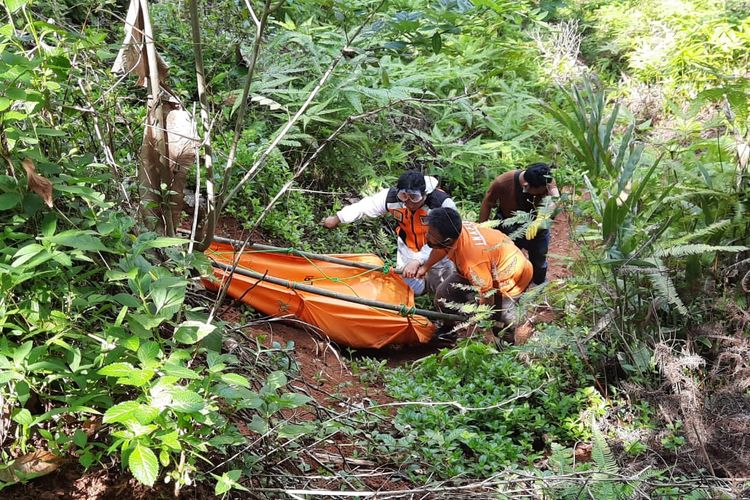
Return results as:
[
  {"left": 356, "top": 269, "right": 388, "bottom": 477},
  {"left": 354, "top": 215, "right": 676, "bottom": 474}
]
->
[
  {"left": 415, "top": 264, "right": 429, "bottom": 279},
  {"left": 401, "top": 260, "right": 421, "bottom": 278},
  {"left": 321, "top": 215, "right": 340, "bottom": 229}
]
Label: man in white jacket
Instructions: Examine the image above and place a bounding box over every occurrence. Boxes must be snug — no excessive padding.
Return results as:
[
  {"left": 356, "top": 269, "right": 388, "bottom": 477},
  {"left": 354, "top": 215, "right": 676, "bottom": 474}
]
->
[{"left": 322, "top": 171, "right": 456, "bottom": 295}]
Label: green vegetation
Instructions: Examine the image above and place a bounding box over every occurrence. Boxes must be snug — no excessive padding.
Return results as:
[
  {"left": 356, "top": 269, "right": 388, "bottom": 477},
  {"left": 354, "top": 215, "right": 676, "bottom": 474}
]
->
[
  {"left": 1, "top": 0, "right": 749, "bottom": 497},
  {"left": 384, "top": 341, "right": 604, "bottom": 478}
]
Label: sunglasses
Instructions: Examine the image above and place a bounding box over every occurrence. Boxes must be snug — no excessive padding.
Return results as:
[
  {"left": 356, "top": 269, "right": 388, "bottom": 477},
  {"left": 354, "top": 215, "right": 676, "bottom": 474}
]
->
[
  {"left": 397, "top": 190, "right": 425, "bottom": 203},
  {"left": 427, "top": 237, "right": 453, "bottom": 249}
]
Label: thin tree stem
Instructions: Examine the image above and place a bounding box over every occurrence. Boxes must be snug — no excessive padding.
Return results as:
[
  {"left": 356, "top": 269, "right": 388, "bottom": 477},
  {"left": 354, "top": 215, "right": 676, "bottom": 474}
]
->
[{"left": 188, "top": 0, "right": 217, "bottom": 250}]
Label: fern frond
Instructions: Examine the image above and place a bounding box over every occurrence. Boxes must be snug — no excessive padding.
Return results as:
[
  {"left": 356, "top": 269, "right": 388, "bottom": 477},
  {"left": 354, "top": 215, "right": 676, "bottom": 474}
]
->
[
  {"left": 647, "top": 269, "right": 688, "bottom": 315},
  {"left": 591, "top": 423, "right": 618, "bottom": 475},
  {"left": 548, "top": 443, "right": 574, "bottom": 474},
  {"left": 654, "top": 244, "right": 748, "bottom": 258},
  {"left": 478, "top": 219, "right": 502, "bottom": 229},
  {"left": 667, "top": 219, "right": 731, "bottom": 245},
  {"left": 500, "top": 211, "right": 534, "bottom": 240}
]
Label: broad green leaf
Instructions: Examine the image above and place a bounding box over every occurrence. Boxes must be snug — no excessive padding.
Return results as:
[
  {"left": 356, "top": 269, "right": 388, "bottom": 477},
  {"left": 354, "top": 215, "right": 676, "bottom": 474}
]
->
[
  {"left": 602, "top": 196, "right": 618, "bottom": 241},
  {"left": 137, "top": 341, "right": 161, "bottom": 366},
  {"left": 265, "top": 371, "right": 287, "bottom": 391},
  {"left": 275, "top": 392, "right": 311, "bottom": 409},
  {"left": 73, "top": 429, "right": 88, "bottom": 448},
  {"left": 220, "top": 373, "right": 250, "bottom": 388},
  {"left": 149, "top": 277, "right": 187, "bottom": 316},
  {"left": 103, "top": 401, "right": 140, "bottom": 424},
  {"left": 12, "top": 340, "right": 33, "bottom": 367},
  {"left": 162, "top": 363, "right": 200, "bottom": 380},
  {"left": 214, "top": 472, "right": 233, "bottom": 495},
  {"left": 0, "top": 370, "right": 23, "bottom": 384},
  {"left": 120, "top": 368, "right": 155, "bottom": 388},
  {"left": 248, "top": 414, "right": 268, "bottom": 434},
  {"left": 278, "top": 422, "right": 315, "bottom": 439},
  {"left": 157, "top": 430, "right": 181, "bottom": 451},
  {"left": 13, "top": 243, "right": 44, "bottom": 259},
  {"left": 48, "top": 230, "right": 109, "bottom": 252},
  {"left": 128, "top": 443, "right": 159, "bottom": 486},
  {"left": 12, "top": 408, "right": 33, "bottom": 426},
  {"left": 6, "top": 87, "right": 25, "bottom": 100},
  {"left": 431, "top": 32, "right": 442, "bottom": 54},
  {"left": 174, "top": 320, "right": 216, "bottom": 345},
  {"left": 121, "top": 336, "right": 140, "bottom": 351},
  {"left": 0, "top": 192, "right": 21, "bottom": 210},
  {"left": 36, "top": 127, "right": 66, "bottom": 137},
  {"left": 98, "top": 362, "right": 135, "bottom": 378},
  {"left": 135, "top": 405, "right": 160, "bottom": 425},
  {"left": 5, "top": 0, "right": 29, "bottom": 13},
  {"left": 113, "top": 293, "right": 140, "bottom": 308},
  {"left": 135, "top": 236, "right": 188, "bottom": 254},
  {"left": 124, "top": 421, "right": 158, "bottom": 437},
  {"left": 106, "top": 268, "right": 138, "bottom": 281},
  {"left": 41, "top": 213, "right": 57, "bottom": 237},
  {"left": 169, "top": 388, "right": 204, "bottom": 413},
  {"left": 213, "top": 469, "right": 248, "bottom": 495},
  {"left": 31, "top": 405, "right": 100, "bottom": 426}
]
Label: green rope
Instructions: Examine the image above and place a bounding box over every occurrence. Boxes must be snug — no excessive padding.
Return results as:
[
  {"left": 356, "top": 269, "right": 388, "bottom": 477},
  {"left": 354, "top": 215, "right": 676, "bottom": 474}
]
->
[{"left": 398, "top": 305, "right": 416, "bottom": 317}]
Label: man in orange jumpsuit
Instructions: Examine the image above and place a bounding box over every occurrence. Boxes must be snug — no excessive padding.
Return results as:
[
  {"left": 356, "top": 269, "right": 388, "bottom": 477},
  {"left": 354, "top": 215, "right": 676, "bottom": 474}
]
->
[{"left": 417, "top": 207, "right": 533, "bottom": 343}]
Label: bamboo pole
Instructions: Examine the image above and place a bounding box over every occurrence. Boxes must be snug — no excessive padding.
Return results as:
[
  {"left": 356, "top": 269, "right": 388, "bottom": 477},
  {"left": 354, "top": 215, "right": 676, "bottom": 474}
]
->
[
  {"left": 139, "top": 0, "right": 174, "bottom": 236},
  {"left": 209, "top": 260, "right": 465, "bottom": 323},
  {"left": 211, "top": 234, "right": 401, "bottom": 274}
]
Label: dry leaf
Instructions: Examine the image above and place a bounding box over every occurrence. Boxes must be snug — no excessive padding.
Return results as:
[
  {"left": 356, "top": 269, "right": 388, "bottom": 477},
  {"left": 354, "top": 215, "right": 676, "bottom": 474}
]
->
[
  {"left": 82, "top": 416, "right": 102, "bottom": 436},
  {"left": 111, "top": 0, "right": 169, "bottom": 87},
  {"left": 22, "top": 158, "right": 53, "bottom": 208},
  {"left": 0, "top": 449, "right": 63, "bottom": 483}
]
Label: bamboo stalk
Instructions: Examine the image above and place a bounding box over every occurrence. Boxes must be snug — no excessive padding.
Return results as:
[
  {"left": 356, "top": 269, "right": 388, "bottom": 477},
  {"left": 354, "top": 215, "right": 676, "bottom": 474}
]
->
[
  {"left": 139, "top": 0, "right": 174, "bottom": 236},
  {"left": 211, "top": 234, "right": 400, "bottom": 274},
  {"left": 209, "top": 260, "right": 465, "bottom": 322}
]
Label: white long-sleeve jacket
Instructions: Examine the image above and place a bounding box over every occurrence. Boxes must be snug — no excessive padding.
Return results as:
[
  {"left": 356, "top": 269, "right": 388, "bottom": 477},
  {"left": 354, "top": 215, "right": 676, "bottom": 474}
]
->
[{"left": 336, "top": 176, "right": 456, "bottom": 269}]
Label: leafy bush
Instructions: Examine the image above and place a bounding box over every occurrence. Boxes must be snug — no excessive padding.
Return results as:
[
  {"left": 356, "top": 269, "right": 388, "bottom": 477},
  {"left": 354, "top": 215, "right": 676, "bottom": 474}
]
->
[
  {"left": 0, "top": 5, "right": 319, "bottom": 492},
  {"left": 383, "top": 341, "right": 605, "bottom": 478},
  {"left": 582, "top": 0, "right": 750, "bottom": 98}
]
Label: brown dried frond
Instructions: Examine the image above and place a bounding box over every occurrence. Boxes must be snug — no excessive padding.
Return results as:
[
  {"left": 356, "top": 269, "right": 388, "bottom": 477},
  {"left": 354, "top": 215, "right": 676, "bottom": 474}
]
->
[{"left": 21, "top": 158, "right": 53, "bottom": 208}]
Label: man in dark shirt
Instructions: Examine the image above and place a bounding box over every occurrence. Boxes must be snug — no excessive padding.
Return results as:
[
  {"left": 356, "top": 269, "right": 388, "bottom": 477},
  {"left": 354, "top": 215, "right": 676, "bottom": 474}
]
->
[{"left": 478, "top": 163, "right": 559, "bottom": 285}]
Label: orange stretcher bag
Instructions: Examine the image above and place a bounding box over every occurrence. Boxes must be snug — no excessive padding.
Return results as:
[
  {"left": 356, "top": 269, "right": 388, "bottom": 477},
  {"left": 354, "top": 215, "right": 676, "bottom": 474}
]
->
[{"left": 204, "top": 241, "right": 435, "bottom": 348}]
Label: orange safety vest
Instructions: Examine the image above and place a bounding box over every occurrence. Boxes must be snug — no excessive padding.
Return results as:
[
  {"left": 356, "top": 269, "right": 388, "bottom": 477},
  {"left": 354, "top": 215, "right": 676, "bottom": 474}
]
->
[{"left": 385, "top": 187, "right": 450, "bottom": 252}]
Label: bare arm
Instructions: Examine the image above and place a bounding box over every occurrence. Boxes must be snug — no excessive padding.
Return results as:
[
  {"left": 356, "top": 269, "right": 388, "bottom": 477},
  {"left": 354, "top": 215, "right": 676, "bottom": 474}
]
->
[
  {"left": 479, "top": 181, "right": 500, "bottom": 223},
  {"left": 416, "top": 248, "right": 449, "bottom": 278}
]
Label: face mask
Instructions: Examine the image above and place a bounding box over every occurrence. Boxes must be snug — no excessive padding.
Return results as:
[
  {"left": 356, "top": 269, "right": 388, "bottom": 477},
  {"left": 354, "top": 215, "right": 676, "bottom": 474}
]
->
[{"left": 397, "top": 190, "right": 425, "bottom": 203}]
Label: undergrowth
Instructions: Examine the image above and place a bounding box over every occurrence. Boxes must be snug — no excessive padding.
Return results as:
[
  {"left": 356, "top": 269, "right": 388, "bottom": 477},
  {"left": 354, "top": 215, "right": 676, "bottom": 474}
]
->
[{"left": 382, "top": 340, "right": 605, "bottom": 479}]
